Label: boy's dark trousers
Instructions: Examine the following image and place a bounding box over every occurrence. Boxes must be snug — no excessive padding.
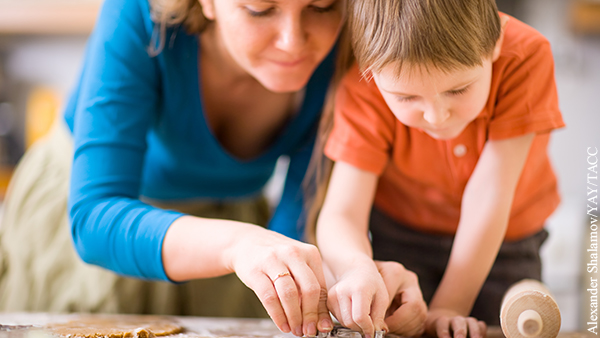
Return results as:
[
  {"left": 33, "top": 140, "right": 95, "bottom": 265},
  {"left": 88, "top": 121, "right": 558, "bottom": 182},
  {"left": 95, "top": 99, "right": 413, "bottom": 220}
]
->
[{"left": 369, "top": 208, "right": 548, "bottom": 325}]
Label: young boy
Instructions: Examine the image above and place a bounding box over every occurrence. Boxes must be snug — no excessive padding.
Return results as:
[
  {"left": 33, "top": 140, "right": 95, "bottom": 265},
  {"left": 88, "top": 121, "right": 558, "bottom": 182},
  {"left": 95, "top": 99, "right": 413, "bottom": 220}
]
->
[{"left": 315, "top": 0, "right": 564, "bottom": 337}]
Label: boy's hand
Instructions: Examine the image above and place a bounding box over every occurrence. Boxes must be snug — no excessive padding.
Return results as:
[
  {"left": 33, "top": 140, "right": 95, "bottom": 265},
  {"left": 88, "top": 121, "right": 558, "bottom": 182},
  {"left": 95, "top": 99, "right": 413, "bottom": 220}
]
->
[
  {"left": 375, "top": 261, "right": 427, "bottom": 337},
  {"left": 425, "top": 309, "right": 486, "bottom": 338},
  {"left": 327, "top": 257, "right": 390, "bottom": 338}
]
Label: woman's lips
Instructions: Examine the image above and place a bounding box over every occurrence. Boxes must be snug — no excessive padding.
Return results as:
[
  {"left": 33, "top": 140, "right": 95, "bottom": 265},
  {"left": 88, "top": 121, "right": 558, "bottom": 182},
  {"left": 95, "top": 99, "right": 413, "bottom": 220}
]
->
[{"left": 269, "top": 57, "right": 306, "bottom": 67}]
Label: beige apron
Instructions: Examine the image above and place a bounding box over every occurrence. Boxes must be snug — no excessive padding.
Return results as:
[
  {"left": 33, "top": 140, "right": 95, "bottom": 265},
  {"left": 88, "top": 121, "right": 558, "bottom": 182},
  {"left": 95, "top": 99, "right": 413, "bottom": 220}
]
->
[{"left": 0, "top": 120, "right": 268, "bottom": 317}]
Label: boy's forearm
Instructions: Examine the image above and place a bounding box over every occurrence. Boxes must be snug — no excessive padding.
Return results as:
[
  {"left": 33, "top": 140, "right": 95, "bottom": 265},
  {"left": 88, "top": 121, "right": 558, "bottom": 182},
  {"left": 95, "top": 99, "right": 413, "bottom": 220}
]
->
[
  {"left": 316, "top": 161, "right": 380, "bottom": 281},
  {"left": 317, "top": 212, "right": 374, "bottom": 280},
  {"left": 428, "top": 208, "right": 509, "bottom": 315},
  {"left": 429, "top": 134, "right": 534, "bottom": 315}
]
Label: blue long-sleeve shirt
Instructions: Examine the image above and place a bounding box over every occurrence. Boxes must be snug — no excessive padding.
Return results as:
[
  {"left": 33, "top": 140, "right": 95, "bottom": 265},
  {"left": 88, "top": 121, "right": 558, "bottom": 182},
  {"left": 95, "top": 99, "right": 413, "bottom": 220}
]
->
[{"left": 66, "top": 0, "right": 334, "bottom": 282}]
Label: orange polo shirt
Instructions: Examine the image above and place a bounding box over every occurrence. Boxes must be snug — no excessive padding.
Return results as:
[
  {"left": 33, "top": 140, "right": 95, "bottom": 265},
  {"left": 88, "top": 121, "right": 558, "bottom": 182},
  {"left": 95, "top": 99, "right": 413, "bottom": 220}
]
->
[{"left": 325, "top": 15, "right": 565, "bottom": 241}]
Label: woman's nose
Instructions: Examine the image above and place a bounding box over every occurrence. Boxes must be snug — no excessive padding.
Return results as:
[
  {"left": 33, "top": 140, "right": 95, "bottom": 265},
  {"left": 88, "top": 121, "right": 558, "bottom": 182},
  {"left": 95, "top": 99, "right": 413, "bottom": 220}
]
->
[{"left": 274, "top": 15, "right": 307, "bottom": 55}]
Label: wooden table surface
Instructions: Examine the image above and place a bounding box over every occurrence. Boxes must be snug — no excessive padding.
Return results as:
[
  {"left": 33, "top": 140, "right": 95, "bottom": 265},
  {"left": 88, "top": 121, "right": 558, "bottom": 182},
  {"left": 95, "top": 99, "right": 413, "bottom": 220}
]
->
[
  {"left": 485, "top": 326, "right": 594, "bottom": 338},
  {"left": 0, "top": 313, "right": 594, "bottom": 338}
]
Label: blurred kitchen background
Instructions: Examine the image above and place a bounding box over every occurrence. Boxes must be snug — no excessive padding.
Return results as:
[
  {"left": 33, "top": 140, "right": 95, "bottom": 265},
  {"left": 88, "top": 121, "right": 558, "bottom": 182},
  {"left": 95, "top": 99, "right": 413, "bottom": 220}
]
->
[{"left": 0, "top": 0, "right": 598, "bottom": 331}]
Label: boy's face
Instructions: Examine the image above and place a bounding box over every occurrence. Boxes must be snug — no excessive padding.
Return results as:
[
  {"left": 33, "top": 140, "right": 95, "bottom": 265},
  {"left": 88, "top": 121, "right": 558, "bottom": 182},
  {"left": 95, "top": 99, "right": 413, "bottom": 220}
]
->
[{"left": 372, "top": 59, "right": 493, "bottom": 140}]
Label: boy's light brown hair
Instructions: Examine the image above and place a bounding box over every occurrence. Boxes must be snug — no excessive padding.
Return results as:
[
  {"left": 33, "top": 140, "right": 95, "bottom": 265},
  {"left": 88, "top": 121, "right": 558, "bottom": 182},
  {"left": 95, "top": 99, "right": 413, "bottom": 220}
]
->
[
  {"left": 304, "top": 0, "right": 502, "bottom": 243},
  {"left": 351, "top": 0, "right": 501, "bottom": 75}
]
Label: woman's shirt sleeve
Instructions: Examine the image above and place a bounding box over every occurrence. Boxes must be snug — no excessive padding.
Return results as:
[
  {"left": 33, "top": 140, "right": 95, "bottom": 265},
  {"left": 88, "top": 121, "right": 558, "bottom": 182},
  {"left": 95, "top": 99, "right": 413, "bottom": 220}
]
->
[{"left": 68, "top": 0, "right": 183, "bottom": 281}]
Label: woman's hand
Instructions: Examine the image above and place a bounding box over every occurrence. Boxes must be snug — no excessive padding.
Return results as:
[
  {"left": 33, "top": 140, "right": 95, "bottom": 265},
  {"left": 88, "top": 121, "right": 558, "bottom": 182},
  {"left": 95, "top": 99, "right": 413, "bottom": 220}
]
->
[
  {"left": 326, "top": 256, "right": 389, "bottom": 338},
  {"left": 425, "top": 308, "right": 486, "bottom": 338},
  {"left": 375, "top": 261, "right": 427, "bottom": 337},
  {"left": 227, "top": 226, "right": 333, "bottom": 337}
]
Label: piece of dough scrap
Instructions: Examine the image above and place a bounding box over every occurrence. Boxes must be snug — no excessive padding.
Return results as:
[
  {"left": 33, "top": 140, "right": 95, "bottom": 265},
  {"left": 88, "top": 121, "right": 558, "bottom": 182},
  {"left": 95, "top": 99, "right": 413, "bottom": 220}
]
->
[{"left": 45, "top": 315, "right": 183, "bottom": 338}]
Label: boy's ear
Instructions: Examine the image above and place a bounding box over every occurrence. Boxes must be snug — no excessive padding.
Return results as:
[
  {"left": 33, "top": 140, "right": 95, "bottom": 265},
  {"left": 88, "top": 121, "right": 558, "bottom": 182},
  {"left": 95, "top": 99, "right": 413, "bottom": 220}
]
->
[
  {"left": 198, "top": 0, "right": 216, "bottom": 20},
  {"left": 492, "top": 15, "right": 510, "bottom": 62}
]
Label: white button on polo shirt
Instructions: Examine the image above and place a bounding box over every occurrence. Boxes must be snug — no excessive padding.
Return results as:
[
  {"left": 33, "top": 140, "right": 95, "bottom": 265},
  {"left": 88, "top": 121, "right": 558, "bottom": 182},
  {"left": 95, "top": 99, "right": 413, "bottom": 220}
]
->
[{"left": 453, "top": 144, "right": 467, "bottom": 157}]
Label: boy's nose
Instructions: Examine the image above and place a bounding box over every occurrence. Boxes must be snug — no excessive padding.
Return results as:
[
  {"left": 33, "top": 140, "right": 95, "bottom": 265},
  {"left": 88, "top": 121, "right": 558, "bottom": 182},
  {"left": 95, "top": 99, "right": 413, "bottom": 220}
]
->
[{"left": 423, "top": 109, "right": 450, "bottom": 126}]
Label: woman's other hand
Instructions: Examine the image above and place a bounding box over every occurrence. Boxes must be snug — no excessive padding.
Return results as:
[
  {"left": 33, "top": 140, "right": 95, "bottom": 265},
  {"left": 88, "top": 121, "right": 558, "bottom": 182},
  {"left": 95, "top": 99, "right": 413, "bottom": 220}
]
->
[{"left": 227, "top": 225, "right": 333, "bottom": 337}]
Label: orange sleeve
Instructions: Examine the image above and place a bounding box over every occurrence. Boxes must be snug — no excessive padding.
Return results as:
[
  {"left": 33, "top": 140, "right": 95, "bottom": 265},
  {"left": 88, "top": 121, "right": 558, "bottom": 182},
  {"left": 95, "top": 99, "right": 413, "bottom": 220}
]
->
[
  {"left": 489, "top": 34, "right": 565, "bottom": 140},
  {"left": 324, "top": 64, "right": 396, "bottom": 175}
]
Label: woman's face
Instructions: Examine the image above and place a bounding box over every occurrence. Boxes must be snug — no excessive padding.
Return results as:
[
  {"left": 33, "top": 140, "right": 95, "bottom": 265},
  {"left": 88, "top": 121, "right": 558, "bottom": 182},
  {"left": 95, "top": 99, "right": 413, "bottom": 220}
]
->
[{"left": 200, "top": 0, "right": 344, "bottom": 93}]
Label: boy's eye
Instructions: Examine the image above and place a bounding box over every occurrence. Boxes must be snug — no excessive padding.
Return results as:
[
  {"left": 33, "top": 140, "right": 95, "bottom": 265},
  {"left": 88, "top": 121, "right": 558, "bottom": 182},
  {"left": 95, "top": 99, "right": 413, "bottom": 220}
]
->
[
  {"left": 245, "top": 6, "right": 274, "bottom": 17},
  {"left": 395, "top": 95, "right": 415, "bottom": 102},
  {"left": 448, "top": 86, "right": 469, "bottom": 96}
]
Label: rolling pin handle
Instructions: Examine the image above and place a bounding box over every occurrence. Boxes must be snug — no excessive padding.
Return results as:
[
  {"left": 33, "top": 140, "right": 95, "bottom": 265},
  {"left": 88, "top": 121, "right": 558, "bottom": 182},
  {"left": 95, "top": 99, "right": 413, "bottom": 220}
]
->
[{"left": 517, "top": 309, "right": 543, "bottom": 337}]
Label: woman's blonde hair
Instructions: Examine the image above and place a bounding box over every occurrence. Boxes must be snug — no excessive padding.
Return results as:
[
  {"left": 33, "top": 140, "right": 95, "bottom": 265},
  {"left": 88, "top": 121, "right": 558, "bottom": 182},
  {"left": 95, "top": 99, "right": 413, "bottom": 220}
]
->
[
  {"left": 304, "top": 0, "right": 502, "bottom": 244},
  {"left": 352, "top": 0, "right": 501, "bottom": 75},
  {"left": 147, "top": 0, "right": 209, "bottom": 56},
  {"left": 304, "top": 25, "right": 354, "bottom": 245}
]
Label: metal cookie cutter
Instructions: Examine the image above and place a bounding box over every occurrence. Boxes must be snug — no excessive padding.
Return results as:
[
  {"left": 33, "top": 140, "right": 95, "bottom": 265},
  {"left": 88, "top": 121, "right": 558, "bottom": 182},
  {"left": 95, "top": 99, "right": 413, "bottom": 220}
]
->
[{"left": 317, "top": 326, "right": 386, "bottom": 338}]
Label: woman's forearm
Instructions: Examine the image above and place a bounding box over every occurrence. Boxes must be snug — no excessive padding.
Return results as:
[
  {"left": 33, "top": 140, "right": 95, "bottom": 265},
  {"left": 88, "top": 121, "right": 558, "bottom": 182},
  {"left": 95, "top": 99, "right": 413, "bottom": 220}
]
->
[{"left": 162, "top": 215, "right": 255, "bottom": 282}]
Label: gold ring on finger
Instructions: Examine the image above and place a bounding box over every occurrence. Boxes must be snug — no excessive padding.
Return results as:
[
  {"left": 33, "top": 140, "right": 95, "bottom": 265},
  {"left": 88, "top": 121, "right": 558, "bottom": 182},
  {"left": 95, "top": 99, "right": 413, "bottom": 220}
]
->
[{"left": 272, "top": 271, "right": 291, "bottom": 283}]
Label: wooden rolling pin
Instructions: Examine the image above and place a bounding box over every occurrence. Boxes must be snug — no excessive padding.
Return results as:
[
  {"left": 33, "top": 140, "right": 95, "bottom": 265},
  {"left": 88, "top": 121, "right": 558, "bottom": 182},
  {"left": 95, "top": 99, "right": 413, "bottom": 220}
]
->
[{"left": 500, "top": 279, "right": 561, "bottom": 338}]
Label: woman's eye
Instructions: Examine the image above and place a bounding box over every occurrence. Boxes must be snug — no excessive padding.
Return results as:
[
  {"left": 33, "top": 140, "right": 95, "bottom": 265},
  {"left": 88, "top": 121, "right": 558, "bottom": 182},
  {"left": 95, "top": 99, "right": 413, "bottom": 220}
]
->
[
  {"left": 245, "top": 7, "right": 274, "bottom": 17},
  {"left": 310, "top": 2, "right": 337, "bottom": 13}
]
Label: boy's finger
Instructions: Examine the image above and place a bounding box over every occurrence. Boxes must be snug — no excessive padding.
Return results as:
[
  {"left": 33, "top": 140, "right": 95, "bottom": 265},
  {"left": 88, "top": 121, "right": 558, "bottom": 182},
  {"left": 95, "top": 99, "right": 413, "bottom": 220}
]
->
[
  {"left": 326, "top": 291, "right": 342, "bottom": 328},
  {"left": 352, "top": 294, "right": 374, "bottom": 338},
  {"left": 402, "top": 321, "right": 425, "bottom": 338},
  {"left": 478, "top": 321, "right": 487, "bottom": 338},
  {"left": 435, "top": 317, "right": 452, "bottom": 338},
  {"left": 466, "top": 317, "right": 483, "bottom": 338},
  {"left": 390, "top": 294, "right": 426, "bottom": 321},
  {"left": 450, "top": 317, "right": 467, "bottom": 338},
  {"left": 338, "top": 295, "right": 359, "bottom": 331},
  {"left": 385, "top": 305, "right": 424, "bottom": 336},
  {"left": 369, "top": 292, "right": 388, "bottom": 333}
]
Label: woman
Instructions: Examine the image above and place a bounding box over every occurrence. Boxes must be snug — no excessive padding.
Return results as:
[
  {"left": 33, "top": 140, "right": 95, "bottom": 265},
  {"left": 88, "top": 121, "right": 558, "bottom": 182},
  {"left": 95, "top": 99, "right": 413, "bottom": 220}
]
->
[{"left": 0, "top": 0, "right": 341, "bottom": 335}]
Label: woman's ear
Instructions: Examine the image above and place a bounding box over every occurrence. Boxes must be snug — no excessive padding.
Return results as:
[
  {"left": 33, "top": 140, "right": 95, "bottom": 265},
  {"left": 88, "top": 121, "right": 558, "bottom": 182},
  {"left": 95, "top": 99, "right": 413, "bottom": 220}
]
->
[
  {"left": 198, "top": 0, "right": 216, "bottom": 20},
  {"left": 492, "top": 15, "right": 510, "bottom": 62}
]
